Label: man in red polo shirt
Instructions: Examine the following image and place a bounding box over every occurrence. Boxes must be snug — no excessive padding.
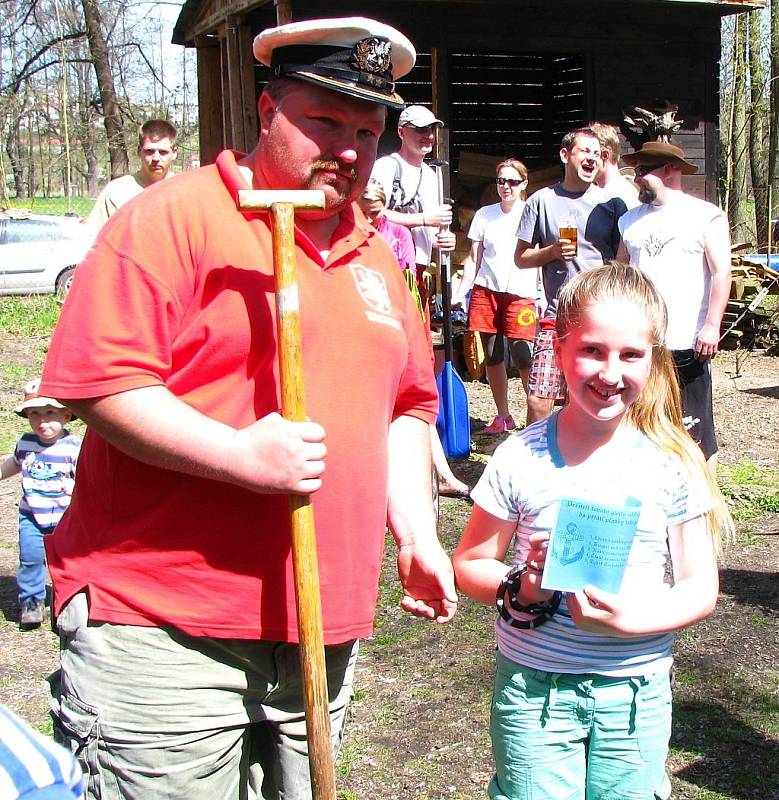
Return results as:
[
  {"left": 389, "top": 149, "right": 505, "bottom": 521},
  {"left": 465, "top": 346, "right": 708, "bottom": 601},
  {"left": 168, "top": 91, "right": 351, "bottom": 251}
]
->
[{"left": 41, "top": 17, "right": 456, "bottom": 799}]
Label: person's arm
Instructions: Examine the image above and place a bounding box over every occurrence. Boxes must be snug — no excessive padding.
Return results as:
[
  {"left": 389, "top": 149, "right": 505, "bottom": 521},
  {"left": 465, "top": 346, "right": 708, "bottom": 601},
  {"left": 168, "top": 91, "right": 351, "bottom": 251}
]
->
[
  {"left": 386, "top": 414, "right": 457, "bottom": 623},
  {"left": 616, "top": 239, "right": 629, "bottom": 263},
  {"left": 566, "top": 514, "right": 719, "bottom": 635},
  {"left": 383, "top": 204, "right": 453, "bottom": 231},
  {"left": 514, "top": 237, "right": 568, "bottom": 269},
  {"left": 0, "top": 455, "right": 20, "bottom": 480},
  {"left": 62, "top": 385, "right": 326, "bottom": 495},
  {"left": 453, "top": 505, "right": 553, "bottom": 607},
  {"left": 451, "top": 239, "right": 482, "bottom": 306},
  {"left": 696, "top": 214, "right": 732, "bottom": 359}
]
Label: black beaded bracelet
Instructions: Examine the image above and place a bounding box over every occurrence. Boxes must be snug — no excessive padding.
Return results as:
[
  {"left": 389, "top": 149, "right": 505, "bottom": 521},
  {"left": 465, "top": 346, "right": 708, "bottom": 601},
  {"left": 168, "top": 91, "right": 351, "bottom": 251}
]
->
[{"left": 495, "top": 563, "right": 562, "bottom": 630}]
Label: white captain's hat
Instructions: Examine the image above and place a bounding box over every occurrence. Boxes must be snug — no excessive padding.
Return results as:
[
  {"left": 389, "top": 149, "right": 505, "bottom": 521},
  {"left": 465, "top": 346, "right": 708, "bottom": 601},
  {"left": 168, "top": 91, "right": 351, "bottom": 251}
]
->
[{"left": 253, "top": 17, "right": 415, "bottom": 110}]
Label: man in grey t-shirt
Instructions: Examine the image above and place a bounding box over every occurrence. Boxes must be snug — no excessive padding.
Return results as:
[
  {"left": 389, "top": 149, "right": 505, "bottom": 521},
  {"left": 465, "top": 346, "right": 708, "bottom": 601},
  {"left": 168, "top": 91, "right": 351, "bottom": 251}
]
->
[{"left": 515, "top": 127, "right": 626, "bottom": 425}]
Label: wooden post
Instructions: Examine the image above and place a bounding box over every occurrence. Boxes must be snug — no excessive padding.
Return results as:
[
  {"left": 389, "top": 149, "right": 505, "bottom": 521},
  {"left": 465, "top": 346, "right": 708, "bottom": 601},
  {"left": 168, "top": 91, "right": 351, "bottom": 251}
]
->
[
  {"left": 275, "top": 0, "right": 293, "bottom": 25},
  {"left": 225, "top": 15, "right": 247, "bottom": 150},
  {"left": 431, "top": 46, "right": 449, "bottom": 127},
  {"left": 195, "top": 35, "right": 223, "bottom": 165}
]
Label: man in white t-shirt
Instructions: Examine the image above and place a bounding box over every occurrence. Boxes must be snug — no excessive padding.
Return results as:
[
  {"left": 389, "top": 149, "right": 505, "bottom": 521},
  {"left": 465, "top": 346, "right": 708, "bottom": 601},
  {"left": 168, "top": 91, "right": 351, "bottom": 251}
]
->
[
  {"left": 371, "top": 105, "right": 466, "bottom": 497},
  {"left": 370, "top": 105, "right": 455, "bottom": 272},
  {"left": 618, "top": 141, "right": 732, "bottom": 469}
]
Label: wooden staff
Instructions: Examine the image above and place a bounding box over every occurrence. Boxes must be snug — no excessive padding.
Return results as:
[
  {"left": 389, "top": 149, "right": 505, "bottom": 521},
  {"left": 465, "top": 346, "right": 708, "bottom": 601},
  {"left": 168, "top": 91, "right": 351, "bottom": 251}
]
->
[{"left": 238, "top": 188, "right": 335, "bottom": 800}]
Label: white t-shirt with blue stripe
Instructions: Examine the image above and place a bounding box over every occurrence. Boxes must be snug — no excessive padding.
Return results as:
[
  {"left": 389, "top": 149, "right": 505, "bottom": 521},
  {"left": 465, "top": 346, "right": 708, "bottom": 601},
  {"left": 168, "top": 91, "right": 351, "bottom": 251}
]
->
[
  {"left": 14, "top": 432, "right": 81, "bottom": 529},
  {"left": 0, "top": 704, "right": 84, "bottom": 798},
  {"left": 471, "top": 412, "right": 710, "bottom": 678}
]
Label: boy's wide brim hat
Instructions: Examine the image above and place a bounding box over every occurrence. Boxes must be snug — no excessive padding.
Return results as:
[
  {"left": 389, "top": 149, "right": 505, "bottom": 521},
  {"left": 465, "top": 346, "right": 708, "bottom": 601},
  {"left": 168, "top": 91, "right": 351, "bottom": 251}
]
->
[
  {"left": 253, "top": 17, "right": 415, "bottom": 110},
  {"left": 14, "top": 379, "right": 72, "bottom": 418},
  {"left": 622, "top": 141, "right": 698, "bottom": 174}
]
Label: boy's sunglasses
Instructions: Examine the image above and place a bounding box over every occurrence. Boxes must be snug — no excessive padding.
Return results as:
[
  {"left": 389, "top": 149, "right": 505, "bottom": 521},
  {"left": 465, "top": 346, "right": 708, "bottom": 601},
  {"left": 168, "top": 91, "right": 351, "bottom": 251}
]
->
[
  {"left": 634, "top": 163, "right": 668, "bottom": 177},
  {"left": 496, "top": 177, "right": 523, "bottom": 187}
]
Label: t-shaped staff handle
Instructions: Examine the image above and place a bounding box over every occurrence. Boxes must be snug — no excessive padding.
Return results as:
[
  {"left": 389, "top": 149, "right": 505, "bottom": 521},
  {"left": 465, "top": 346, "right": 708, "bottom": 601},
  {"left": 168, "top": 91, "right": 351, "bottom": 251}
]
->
[{"left": 238, "top": 188, "right": 336, "bottom": 800}]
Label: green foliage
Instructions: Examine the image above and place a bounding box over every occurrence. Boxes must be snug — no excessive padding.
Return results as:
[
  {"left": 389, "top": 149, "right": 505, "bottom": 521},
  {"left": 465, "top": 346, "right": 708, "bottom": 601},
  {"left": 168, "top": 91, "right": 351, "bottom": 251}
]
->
[
  {"left": 0, "top": 297, "right": 60, "bottom": 337},
  {"left": 719, "top": 460, "right": 779, "bottom": 519}
]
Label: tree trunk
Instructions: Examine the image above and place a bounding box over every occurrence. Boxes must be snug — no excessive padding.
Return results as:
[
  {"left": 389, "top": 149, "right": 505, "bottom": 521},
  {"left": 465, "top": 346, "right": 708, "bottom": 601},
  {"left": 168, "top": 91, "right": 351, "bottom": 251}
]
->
[
  {"left": 81, "top": 0, "right": 128, "bottom": 178},
  {"left": 748, "top": 9, "right": 769, "bottom": 248},
  {"left": 720, "top": 16, "right": 735, "bottom": 210},
  {"left": 5, "top": 114, "right": 27, "bottom": 199},
  {"left": 729, "top": 14, "right": 754, "bottom": 245},
  {"left": 770, "top": 0, "right": 779, "bottom": 227},
  {"left": 74, "top": 58, "right": 100, "bottom": 195}
]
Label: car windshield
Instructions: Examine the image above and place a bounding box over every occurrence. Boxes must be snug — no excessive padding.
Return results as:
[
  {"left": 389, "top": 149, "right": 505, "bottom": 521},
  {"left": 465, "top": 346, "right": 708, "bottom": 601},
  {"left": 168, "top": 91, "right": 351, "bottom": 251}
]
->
[{"left": 3, "top": 217, "right": 82, "bottom": 244}]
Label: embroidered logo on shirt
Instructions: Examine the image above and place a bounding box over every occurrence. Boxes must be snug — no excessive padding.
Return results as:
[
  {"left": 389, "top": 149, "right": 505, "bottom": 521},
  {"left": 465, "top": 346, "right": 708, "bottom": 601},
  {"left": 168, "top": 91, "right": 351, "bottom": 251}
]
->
[
  {"left": 350, "top": 264, "right": 401, "bottom": 330},
  {"left": 351, "top": 264, "right": 392, "bottom": 314},
  {"left": 642, "top": 233, "right": 674, "bottom": 258}
]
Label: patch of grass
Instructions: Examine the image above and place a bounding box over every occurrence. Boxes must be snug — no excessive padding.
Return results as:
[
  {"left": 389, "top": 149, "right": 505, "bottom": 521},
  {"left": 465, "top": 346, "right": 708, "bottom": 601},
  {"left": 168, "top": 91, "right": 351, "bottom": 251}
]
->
[
  {"left": 5, "top": 196, "right": 95, "bottom": 218},
  {"left": 336, "top": 741, "right": 361, "bottom": 778},
  {"left": 0, "top": 297, "right": 60, "bottom": 337},
  {"left": 718, "top": 460, "right": 779, "bottom": 520},
  {"left": 33, "top": 717, "right": 54, "bottom": 737}
]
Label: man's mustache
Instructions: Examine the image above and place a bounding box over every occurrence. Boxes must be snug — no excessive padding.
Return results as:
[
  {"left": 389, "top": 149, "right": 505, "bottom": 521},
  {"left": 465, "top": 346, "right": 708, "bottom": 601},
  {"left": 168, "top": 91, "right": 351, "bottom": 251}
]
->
[{"left": 311, "top": 160, "right": 358, "bottom": 181}]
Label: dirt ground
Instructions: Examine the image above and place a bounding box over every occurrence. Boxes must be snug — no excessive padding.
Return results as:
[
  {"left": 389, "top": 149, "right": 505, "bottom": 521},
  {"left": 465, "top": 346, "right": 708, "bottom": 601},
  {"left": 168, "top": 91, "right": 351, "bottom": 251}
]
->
[{"left": 0, "top": 336, "right": 776, "bottom": 798}]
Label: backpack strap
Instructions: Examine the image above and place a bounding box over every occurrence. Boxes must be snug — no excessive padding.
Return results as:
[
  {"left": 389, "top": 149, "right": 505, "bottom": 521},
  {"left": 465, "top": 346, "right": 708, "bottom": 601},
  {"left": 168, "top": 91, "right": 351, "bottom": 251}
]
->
[{"left": 388, "top": 154, "right": 423, "bottom": 212}]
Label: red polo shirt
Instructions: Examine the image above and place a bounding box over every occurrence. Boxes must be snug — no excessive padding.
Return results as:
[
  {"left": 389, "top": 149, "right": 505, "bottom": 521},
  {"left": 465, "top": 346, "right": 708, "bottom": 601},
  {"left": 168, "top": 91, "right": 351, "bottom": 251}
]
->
[{"left": 41, "top": 151, "right": 438, "bottom": 643}]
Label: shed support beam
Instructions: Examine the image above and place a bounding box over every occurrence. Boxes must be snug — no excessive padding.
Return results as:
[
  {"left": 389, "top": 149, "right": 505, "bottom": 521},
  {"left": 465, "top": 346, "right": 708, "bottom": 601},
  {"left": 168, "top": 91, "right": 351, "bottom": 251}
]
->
[
  {"left": 224, "top": 15, "right": 259, "bottom": 153},
  {"left": 431, "top": 46, "right": 449, "bottom": 127},
  {"left": 275, "top": 0, "right": 293, "bottom": 24},
  {"left": 195, "top": 35, "right": 223, "bottom": 165}
]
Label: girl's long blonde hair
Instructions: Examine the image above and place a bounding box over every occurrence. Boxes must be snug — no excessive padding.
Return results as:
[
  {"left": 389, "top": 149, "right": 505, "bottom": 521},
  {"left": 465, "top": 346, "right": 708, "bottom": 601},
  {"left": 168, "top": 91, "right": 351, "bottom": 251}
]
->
[{"left": 555, "top": 261, "right": 733, "bottom": 550}]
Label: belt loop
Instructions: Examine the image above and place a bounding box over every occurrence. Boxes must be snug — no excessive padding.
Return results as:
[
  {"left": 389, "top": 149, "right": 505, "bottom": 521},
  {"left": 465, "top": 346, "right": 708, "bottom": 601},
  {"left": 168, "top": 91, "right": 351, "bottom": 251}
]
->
[{"left": 540, "top": 672, "right": 559, "bottom": 727}]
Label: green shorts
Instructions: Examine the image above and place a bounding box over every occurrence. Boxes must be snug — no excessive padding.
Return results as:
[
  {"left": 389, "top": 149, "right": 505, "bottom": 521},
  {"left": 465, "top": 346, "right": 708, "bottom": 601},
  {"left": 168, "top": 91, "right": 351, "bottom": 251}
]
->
[
  {"left": 49, "top": 593, "right": 358, "bottom": 800},
  {"left": 489, "top": 652, "right": 672, "bottom": 800}
]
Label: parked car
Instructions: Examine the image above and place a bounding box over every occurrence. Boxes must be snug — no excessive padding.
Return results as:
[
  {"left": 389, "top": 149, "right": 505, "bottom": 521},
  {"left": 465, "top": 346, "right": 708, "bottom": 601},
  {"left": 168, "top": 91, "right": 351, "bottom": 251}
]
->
[{"left": 0, "top": 211, "right": 94, "bottom": 299}]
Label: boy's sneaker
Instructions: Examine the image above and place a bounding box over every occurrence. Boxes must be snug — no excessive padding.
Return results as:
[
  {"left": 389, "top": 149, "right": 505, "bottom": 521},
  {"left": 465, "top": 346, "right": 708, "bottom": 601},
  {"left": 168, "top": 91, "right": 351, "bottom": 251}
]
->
[{"left": 19, "top": 598, "right": 44, "bottom": 630}]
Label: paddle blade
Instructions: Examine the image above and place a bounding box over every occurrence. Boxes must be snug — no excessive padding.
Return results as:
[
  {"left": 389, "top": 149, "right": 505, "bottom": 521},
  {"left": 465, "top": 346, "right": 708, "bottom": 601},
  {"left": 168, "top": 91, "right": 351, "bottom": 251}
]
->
[{"left": 436, "top": 364, "right": 470, "bottom": 458}]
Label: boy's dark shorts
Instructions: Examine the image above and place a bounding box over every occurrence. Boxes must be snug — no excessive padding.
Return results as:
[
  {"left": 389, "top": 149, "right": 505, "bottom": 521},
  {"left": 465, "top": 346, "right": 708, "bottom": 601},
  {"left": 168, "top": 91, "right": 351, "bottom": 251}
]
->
[{"left": 672, "top": 349, "right": 718, "bottom": 460}]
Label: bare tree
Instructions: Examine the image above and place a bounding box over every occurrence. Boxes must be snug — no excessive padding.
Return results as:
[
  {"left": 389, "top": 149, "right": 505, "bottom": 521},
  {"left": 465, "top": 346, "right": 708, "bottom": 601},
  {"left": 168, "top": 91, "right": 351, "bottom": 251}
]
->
[
  {"left": 749, "top": 8, "right": 769, "bottom": 247},
  {"left": 1, "top": 0, "right": 198, "bottom": 203},
  {"left": 81, "top": 0, "right": 128, "bottom": 177},
  {"left": 729, "top": 14, "right": 753, "bottom": 244},
  {"left": 770, "top": 0, "right": 779, "bottom": 225}
]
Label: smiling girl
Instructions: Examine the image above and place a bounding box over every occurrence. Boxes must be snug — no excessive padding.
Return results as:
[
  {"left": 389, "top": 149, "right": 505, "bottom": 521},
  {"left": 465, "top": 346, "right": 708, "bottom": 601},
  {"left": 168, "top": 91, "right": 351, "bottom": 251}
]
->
[{"left": 453, "top": 262, "right": 732, "bottom": 800}]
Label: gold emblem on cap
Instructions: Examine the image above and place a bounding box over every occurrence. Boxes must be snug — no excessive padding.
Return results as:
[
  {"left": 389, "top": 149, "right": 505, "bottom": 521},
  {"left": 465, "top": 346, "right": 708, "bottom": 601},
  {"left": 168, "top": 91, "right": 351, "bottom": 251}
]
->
[{"left": 351, "top": 37, "right": 392, "bottom": 75}]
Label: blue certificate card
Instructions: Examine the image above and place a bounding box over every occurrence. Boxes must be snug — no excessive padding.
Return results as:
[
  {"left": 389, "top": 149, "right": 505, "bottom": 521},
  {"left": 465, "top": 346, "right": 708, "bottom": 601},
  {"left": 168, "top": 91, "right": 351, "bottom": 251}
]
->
[{"left": 541, "top": 497, "right": 642, "bottom": 594}]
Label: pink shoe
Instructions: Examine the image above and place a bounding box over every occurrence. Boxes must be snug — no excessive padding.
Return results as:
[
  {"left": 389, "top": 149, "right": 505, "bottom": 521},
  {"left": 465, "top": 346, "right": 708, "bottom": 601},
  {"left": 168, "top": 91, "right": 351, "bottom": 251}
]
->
[{"left": 483, "top": 415, "right": 516, "bottom": 434}]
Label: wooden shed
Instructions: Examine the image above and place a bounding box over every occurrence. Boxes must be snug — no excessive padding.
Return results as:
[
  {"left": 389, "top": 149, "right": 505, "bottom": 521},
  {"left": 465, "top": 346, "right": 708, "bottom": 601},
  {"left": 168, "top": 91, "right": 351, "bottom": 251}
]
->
[{"left": 172, "top": 0, "right": 763, "bottom": 204}]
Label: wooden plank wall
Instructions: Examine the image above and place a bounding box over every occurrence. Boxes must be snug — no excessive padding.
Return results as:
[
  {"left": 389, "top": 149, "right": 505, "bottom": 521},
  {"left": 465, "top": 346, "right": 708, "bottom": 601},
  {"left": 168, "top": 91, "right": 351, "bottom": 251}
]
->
[
  {"left": 192, "top": 0, "right": 725, "bottom": 201},
  {"left": 280, "top": 0, "right": 722, "bottom": 200}
]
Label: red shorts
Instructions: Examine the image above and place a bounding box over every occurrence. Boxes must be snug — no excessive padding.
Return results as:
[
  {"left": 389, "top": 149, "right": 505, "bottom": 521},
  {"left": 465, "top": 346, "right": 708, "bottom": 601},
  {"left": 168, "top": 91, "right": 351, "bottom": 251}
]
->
[{"left": 467, "top": 285, "right": 536, "bottom": 342}]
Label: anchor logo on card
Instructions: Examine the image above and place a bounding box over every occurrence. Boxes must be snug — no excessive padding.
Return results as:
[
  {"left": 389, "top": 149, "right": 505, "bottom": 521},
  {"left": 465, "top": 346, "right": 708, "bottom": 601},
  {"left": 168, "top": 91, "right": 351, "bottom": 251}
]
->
[
  {"left": 351, "top": 264, "right": 393, "bottom": 315},
  {"left": 553, "top": 522, "right": 585, "bottom": 565}
]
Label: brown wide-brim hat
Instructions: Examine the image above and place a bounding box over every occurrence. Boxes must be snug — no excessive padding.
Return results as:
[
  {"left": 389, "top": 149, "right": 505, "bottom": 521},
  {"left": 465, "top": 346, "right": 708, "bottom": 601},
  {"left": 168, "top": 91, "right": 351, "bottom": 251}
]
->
[
  {"left": 14, "top": 378, "right": 77, "bottom": 419},
  {"left": 622, "top": 141, "right": 698, "bottom": 175},
  {"left": 253, "top": 17, "right": 416, "bottom": 110}
]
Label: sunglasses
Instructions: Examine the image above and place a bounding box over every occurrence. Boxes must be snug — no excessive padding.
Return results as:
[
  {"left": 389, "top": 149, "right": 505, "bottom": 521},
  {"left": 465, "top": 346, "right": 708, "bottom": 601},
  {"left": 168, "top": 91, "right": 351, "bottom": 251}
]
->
[
  {"left": 496, "top": 177, "right": 524, "bottom": 187},
  {"left": 634, "top": 163, "right": 668, "bottom": 178}
]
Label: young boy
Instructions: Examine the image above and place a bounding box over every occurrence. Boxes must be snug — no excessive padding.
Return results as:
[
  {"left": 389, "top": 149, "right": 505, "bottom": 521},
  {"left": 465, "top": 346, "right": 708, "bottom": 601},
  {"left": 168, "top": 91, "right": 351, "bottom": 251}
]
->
[{"left": 0, "top": 380, "right": 81, "bottom": 629}]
